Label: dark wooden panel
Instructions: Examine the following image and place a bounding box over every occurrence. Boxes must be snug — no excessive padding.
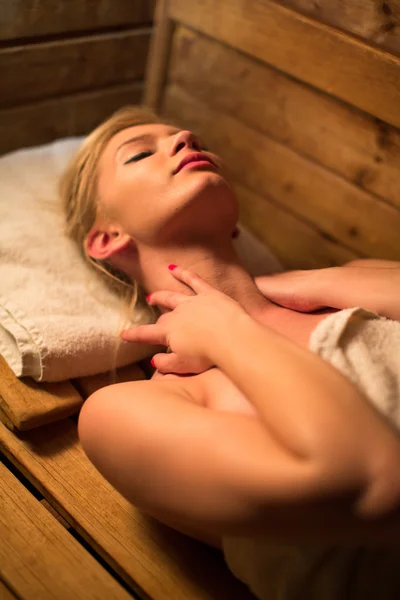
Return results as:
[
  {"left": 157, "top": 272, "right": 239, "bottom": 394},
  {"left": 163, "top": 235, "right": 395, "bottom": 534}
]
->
[
  {"left": 233, "top": 181, "right": 356, "bottom": 269},
  {"left": 0, "top": 0, "right": 155, "bottom": 41},
  {"left": 162, "top": 84, "right": 400, "bottom": 260},
  {"left": 276, "top": 0, "right": 400, "bottom": 58},
  {"left": 169, "top": 27, "right": 400, "bottom": 210},
  {"left": 0, "top": 29, "right": 151, "bottom": 108},
  {"left": 0, "top": 82, "right": 143, "bottom": 155},
  {"left": 169, "top": 0, "right": 400, "bottom": 129}
]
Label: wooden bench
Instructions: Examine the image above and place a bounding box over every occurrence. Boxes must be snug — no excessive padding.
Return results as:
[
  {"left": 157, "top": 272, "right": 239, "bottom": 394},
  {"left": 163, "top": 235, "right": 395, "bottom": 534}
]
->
[{"left": 1, "top": 0, "right": 400, "bottom": 598}]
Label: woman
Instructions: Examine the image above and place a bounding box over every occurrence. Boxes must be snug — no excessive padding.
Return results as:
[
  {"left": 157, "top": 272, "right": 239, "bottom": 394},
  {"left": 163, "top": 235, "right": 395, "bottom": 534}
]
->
[{"left": 61, "top": 105, "right": 400, "bottom": 599}]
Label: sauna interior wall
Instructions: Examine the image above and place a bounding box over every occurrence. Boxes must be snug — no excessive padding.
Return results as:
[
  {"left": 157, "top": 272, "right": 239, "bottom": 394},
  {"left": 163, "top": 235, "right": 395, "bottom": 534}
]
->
[
  {"left": 0, "top": 0, "right": 155, "bottom": 155},
  {"left": 156, "top": 0, "right": 400, "bottom": 270}
]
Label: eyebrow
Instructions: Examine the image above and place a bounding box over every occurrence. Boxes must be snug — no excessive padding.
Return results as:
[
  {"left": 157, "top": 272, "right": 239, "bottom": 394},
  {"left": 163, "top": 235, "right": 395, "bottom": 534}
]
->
[{"left": 116, "top": 129, "right": 181, "bottom": 154}]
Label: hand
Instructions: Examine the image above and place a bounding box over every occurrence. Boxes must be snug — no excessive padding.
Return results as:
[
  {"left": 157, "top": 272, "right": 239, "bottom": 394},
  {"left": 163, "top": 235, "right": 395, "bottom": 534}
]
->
[
  {"left": 121, "top": 266, "right": 249, "bottom": 374},
  {"left": 254, "top": 259, "right": 400, "bottom": 320}
]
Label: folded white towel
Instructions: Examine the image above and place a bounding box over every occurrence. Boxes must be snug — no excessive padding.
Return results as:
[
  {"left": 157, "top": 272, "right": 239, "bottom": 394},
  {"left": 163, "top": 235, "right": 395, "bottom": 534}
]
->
[{"left": 0, "top": 138, "right": 282, "bottom": 382}]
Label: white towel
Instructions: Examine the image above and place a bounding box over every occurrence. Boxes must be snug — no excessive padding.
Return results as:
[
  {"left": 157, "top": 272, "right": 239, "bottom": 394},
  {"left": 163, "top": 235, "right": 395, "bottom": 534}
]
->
[{"left": 0, "top": 138, "right": 282, "bottom": 382}]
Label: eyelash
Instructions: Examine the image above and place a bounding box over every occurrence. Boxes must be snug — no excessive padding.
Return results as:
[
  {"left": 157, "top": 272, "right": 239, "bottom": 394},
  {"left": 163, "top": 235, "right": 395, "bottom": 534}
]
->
[
  {"left": 123, "top": 142, "right": 209, "bottom": 165},
  {"left": 124, "top": 151, "right": 153, "bottom": 164}
]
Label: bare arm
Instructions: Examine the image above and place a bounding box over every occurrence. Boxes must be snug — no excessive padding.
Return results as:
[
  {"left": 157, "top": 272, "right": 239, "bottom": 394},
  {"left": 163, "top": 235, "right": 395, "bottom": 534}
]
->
[
  {"left": 207, "top": 313, "right": 400, "bottom": 521},
  {"left": 80, "top": 378, "right": 400, "bottom": 545},
  {"left": 255, "top": 259, "right": 400, "bottom": 320}
]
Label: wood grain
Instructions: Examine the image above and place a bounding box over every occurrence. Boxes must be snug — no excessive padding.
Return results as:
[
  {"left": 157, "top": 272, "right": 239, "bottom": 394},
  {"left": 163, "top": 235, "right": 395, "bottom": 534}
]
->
[
  {"left": 0, "top": 419, "right": 254, "bottom": 600},
  {"left": 0, "top": 82, "right": 143, "bottom": 156},
  {"left": 169, "top": 26, "right": 400, "bottom": 209},
  {"left": 0, "top": 29, "right": 151, "bottom": 108},
  {"left": 169, "top": 0, "right": 400, "bottom": 128},
  {"left": 0, "top": 461, "right": 131, "bottom": 600},
  {"left": 232, "top": 181, "right": 356, "bottom": 269},
  {"left": 0, "top": 580, "right": 18, "bottom": 600},
  {"left": 0, "top": 356, "right": 83, "bottom": 431},
  {"left": 144, "top": 0, "right": 175, "bottom": 110},
  {"left": 275, "top": 0, "right": 400, "bottom": 58},
  {"left": 0, "top": 0, "right": 155, "bottom": 41},
  {"left": 162, "top": 84, "right": 400, "bottom": 260}
]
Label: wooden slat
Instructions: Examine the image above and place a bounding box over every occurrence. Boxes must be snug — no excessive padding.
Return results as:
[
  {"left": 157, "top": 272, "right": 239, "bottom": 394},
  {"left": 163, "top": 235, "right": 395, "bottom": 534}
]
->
[
  {"left": 232, "top": 181, "right": 356, "bottom": 269},
  {"left": 0, "top": 356, "right": 83, "bottom": 431},
  {"left": 0, "top": 461, "right": 131, "bottom": 600},
  {"left": 0, "top": 0, "right": 155, "bottom": 41},
  {"left": 162, "top": 84, "right": 400, "bottom": 260},
  {"left": 276, "top": 0, "right": 400, "bottom": 58},
  {"left": 0, "top": 580, "right": 18, "bottom": 600},
  {"left": 0, "top": 419, "right": 254, "bottom": 600},
  {"left": 169, "top": 0, "right": 400, "bottom": 129},
  {"left": 0, "top": 82, "right": 143, "bottom": 156},
  {"left": 144, "top": 0, "right": 175, "bottom": 109},
  {"left": 169, "top": 26, "right": 400, "bottom": 210},
  {"left": 0, "top": 29, "right": 151, "bottom": 108}
]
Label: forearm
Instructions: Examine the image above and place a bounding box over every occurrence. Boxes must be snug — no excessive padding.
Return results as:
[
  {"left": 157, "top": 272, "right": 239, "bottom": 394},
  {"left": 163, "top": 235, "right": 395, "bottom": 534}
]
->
[{"left": 208, "top": 314, "right": 400, "bottom": 514}]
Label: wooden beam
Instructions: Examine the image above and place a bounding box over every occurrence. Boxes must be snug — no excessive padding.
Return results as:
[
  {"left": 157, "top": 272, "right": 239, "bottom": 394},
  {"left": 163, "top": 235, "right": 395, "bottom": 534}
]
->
[
  {"left": 144, "top": 0, "right": 175, "bottom": 110},
  {"left": 169, "top": 0, "right": 400, "bottom": 128},
  {"left": 169, "top": 26, "right": 400, "bottom": 210},
  {"left": 0, "top": 83, "right": 143, "bottom": 156},
  {"left": 0, "top": 29, "right": 151, "bottom": 108},
  {"left": 0, "top": 0, "right": 155, "bottom": 41}
]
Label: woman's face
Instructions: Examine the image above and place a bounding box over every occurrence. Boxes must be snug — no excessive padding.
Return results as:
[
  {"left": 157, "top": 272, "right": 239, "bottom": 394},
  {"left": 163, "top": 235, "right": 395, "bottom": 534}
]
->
[{"left": 96, "top": 123, "right": 237, "bottom": 246}]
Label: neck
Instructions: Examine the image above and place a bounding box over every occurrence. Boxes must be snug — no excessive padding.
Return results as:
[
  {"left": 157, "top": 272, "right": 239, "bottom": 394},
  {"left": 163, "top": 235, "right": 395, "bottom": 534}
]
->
[{"left": 133, "top": 236, "right": 272, "bottom": 321}]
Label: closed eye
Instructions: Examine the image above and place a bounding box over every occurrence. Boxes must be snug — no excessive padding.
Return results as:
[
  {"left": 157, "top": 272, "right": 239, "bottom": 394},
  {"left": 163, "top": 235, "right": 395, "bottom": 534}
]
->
[{"left": 124, "top": 151, "right": 153, "bottom": 164}]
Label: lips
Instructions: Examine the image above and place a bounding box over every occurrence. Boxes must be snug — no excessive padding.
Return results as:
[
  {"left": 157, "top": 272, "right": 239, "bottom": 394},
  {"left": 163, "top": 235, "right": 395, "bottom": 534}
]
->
[{"left": 173, "top": 152, "right": 216, "bottom": 174}]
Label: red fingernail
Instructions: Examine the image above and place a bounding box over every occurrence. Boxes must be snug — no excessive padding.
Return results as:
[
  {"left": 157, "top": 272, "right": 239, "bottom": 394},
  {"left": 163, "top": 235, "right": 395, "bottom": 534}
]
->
[
  {"left": 150, "top": 358, "right": 155, "bottom": 368},
  {"left": 146, "top": 294, "right": 152, "bottom": 302},
  {"left": 232, "top": 227, "right": 240, "bottom": 238},
  {"left": 168, "top": 264, "right": 177, "bottom": 270}
]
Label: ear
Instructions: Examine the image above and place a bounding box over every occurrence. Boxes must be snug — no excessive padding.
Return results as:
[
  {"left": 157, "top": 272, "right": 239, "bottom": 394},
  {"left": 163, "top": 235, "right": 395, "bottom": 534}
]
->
[{"left": 86, "top": 224, "right": 134, "bottom": 260}]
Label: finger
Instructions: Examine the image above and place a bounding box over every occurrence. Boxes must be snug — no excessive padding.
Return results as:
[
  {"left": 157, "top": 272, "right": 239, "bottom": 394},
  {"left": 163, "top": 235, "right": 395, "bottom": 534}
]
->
[
  {"left": 254, "top": 270, "right": 325, "bottom": 311},
  {"left": 168, "top": 265, "right": 214, "bottom": 294},
  {"left": 121, "top": 324, "right": 168, "bottom": 346},
  {"left": 148, "top": 290, "right": 192, "bottom": 310},
  {"left": 151, "top": 352, "right": 185, "bottom": 374}
]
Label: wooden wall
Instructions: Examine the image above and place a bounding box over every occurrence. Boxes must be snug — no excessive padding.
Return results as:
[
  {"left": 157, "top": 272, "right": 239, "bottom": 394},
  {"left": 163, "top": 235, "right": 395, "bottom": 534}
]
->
[
  {"left": 0, "top": 0, "right": 156, "bottom": 155},
  {"left": 147, "top": 0, "right": 400, "bottom": 269}
]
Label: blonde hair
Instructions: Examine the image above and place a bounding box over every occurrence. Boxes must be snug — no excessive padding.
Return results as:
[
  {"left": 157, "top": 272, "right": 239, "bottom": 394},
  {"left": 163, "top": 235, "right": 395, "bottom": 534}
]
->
[{"left": 60, "top": 105, "right": 165, "bottom": 377}]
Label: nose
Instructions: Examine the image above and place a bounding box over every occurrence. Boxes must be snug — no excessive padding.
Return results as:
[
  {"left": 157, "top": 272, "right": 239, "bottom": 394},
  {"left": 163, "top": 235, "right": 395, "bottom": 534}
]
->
[{"left": 170, "top": 130, "right": 202, "bottom": 156}]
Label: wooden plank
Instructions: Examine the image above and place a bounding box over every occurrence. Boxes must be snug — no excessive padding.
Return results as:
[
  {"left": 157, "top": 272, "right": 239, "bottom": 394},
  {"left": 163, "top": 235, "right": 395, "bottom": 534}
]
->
[
  {"left": 0, "top": 419, "right": 254, "bottom": 600},
  {"left": 40, "top": 499, "right": 71, "bottom": 529},
  {"left": 0, "top": 0, "right": 155, "bottom": 41},
  {"left": 0, "top": 29, "right": 151, "bottom": 108},
  {"left": 162, "top": 84, "right": 400, "bottom": 260},
  {"left": 276, "top": 0, "right": 400, "bottom": 58},
  {"left": 0, "top": 579, "right": 18, "bottom": 600},
  {"left": 144, "top": 0, "right": 175, "bottom": 110},
  {"left": 169, "top": 26, "right": 400, "bottom": 210},
  {"left": 0, "top": 461, "right": 132, "bottom": 600},
  {"left": 232, "top": 180, "right": 356, "bottom": 269},
  {"left": 169, "top": 0, "right": 400, "bottom": 129},
  {"left": 0, "top": 356, "right": 83, "bottom": 431},
  {"left": 0, "top": 82, "right": 143, "bottom": 156}
]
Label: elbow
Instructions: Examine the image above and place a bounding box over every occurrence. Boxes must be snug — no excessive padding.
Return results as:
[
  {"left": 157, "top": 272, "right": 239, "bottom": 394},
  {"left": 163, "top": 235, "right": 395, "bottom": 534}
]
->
[{"left": 313, "top": 431, "right": 400, "bottom": 520}]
